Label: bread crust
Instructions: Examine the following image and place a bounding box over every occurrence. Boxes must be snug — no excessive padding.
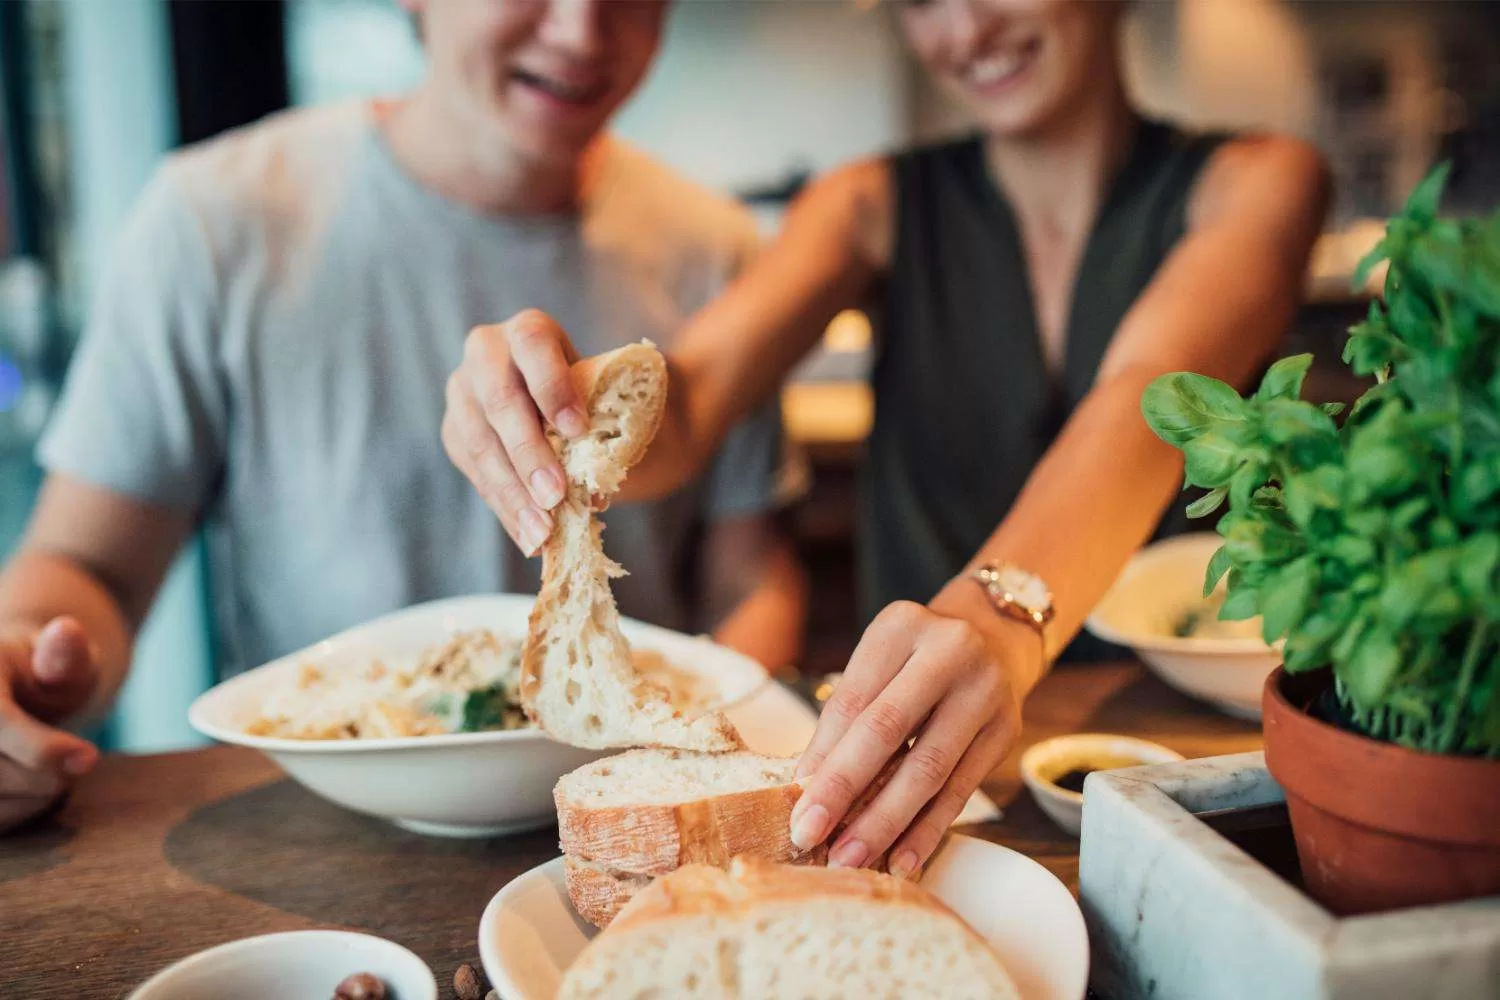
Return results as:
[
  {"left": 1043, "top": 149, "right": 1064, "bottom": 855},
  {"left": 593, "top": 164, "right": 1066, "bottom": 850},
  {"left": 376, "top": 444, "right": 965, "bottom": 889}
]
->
[
  {"left": 563, "top": 856, "right": 652, "bottom": 929},
  {"left": 559, "top": 779, "right": 811, "bottom": 876}
]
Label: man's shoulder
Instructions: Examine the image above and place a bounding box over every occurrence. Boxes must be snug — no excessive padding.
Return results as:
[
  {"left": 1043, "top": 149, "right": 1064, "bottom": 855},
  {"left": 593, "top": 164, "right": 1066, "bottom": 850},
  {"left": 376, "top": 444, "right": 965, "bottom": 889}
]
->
[
  {"left": 591, "top": 140, "right": 760, "bottom": 257},
  {"left": 154, "top": 102, "right": 369, "bottom": 228}
]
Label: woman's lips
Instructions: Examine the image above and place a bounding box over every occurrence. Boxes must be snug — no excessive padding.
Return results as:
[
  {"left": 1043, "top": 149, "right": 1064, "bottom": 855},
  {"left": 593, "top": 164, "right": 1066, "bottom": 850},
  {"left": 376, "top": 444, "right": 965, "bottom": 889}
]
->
[{"left": 962, "top": 38, "right": 1040, "bottom": 95}]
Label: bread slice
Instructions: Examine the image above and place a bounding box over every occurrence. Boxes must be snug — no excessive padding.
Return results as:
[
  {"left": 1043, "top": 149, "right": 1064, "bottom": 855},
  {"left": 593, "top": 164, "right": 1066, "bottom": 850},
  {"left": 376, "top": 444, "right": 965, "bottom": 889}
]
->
[
  {"left": 519, "top": 343, "right": 741, "bottom": 752},
  {"left": 563, "top": 856, "right": 653, "bottom": 929},
  {"left": 557, "top": 856, "right": 1021, "bottom": 1000},
  {"left": 555, "top": 749, "right": 814, "bottom": 877}
]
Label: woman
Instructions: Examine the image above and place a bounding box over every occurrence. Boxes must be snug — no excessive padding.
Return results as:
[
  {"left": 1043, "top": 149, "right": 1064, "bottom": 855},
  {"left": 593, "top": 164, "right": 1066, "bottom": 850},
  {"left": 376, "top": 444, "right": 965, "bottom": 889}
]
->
[{"left": 442, "top": 0, "right": 1327, "bottom": 880}]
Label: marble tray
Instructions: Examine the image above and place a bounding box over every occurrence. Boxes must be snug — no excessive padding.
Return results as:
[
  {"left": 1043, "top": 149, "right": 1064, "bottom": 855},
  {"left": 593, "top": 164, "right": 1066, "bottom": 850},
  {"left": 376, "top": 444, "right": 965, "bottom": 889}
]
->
[{"left": 1078, "top": 752, "right": 1500, "bottom": 1000}]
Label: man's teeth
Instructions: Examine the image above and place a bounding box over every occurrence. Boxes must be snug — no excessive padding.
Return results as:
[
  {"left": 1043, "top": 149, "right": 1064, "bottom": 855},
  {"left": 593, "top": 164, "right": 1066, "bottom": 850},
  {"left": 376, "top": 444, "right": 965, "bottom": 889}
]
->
[
  {"left": 969, "top": 52, "right": 1027, "bottom": 87},
  {"left": 523, "top": 73, "right": 596, "bottom": 103}
]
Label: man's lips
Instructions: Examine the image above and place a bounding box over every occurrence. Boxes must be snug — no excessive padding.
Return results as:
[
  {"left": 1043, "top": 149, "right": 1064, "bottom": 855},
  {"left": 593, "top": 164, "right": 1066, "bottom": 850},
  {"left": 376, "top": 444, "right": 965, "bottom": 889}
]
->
[{"left": 510, "top": 67, "right": 608, "bottom": 107}]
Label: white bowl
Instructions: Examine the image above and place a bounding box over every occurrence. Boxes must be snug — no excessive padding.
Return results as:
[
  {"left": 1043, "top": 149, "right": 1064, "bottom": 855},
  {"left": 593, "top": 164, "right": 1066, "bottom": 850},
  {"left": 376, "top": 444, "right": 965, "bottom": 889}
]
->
[
  {"left": 128, "top": 930, "right": 436, "bottom": 1000},
  {"left": 478, "top": 834, "right": 1089, "bottom": 1000},
  {"left": 1084, "top": 533, "right": 1281, "bottom": 719},
  {"left": 189, "top": 594, "right": 769, "bottom": 837},
  {"left": 1019, "top": 734, "right": 1184, "bottom": 836}
]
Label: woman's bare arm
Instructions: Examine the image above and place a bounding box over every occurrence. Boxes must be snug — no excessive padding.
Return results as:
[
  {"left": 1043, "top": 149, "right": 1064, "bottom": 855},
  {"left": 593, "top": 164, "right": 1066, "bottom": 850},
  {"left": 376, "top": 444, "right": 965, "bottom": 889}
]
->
[{"left": 794, "top": 134, "right": 1332, "bottom": 877}]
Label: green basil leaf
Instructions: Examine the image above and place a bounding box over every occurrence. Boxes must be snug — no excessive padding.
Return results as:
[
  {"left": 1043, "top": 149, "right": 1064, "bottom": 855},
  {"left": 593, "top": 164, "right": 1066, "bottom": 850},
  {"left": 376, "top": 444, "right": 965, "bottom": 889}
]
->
[
  {"left": 1183, "top": 433, "right": 1243, "bottom": 487},
  {"left": 1458, "top": 534, "right": 1500, "bottom": 605},
  {"left": 1402, "top": 161, "right": 1450, "bottom": 224},
  {"left": 1322, "top": 402, "right": 1347, "bottom": 418},
  {"left": 1228, "top": 458, "right": 1268, "bottom": 509},
  {"left": 1282, "top": 467, "right": 1344, "bottom": 529},
  {"left": 1203, "top": 543, "right": 1233, "bottom": 597},
  {"left": 1256, "top": 354, "right": 1314, "bottom": 402},
  {"left": 1185, "top": 485, "right": 1228, "bottom": 519},
  {"left": 1260, "top": 555, "right": 1317, "bottom": 644},
  {"left": 1347, "top": 441, "right": 1415, "bottom": 499},
  {"left": 1141, "top": 373, "right": 1249, "bottom": 448},
  {"left": 1219, "top": 585, "right": 1260, "bottom": 621},
  {"left": 1341, "top": 627, "right": 1404, "bottom": 707},
  {"left": 1326, "top": 533, "right": 1377, "bottom": 570}
]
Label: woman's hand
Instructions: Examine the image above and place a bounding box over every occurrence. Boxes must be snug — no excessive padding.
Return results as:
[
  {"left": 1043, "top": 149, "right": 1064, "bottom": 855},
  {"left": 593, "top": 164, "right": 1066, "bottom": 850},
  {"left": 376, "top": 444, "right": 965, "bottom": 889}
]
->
[
  {"left": 441, "top": 310, "right": 587, "bottom": 556},
  {"left": 790, "top": 600, "right": 1034, "bottom": 880}
]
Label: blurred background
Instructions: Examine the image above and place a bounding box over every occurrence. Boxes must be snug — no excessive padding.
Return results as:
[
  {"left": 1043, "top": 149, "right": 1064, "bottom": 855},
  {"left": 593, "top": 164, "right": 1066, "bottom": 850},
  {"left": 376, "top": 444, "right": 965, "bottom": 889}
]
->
[{"left": 1, "top": 0, "right": 1496, "bottom": 752}]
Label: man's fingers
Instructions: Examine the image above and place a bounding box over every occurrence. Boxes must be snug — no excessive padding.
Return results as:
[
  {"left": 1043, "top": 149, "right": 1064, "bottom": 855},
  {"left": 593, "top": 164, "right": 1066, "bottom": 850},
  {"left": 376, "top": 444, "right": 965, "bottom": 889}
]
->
[
  {"left": 826, "top": 681, "right": 994, "bottom": 869},
  {"left": 443, "top": 373, "right": 550, "bottom": 554},
  {"left": 20, "top": 618, "right": 97, "bottom": 720},
  {"left": 795, "top": 601, "right": 924, "bottom": 782},
  {"left": 464, "top": 327, "right": 568, "bottom": 514},
  {"left": 888, "top": 717, "right": 1017, "bottom": 881},
  {"left": 0, "top": 690, "right": 95, "bottom": 776},
  {"left": 505, "top": 310, "right": 587, "bottom": 439},
  {"left": 0, "top": 758, "right": 65, "bottom": 799}
]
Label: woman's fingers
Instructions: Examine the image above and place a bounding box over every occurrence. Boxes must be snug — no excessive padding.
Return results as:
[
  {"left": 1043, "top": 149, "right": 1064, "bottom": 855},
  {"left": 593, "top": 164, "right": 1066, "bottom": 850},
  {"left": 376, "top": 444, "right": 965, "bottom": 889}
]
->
[
  {"left": 825, "top": 662, "right": 1001, "bottom": 870},
  {"left": 887, "top": 716, "right": 1018, "bottom": 880},
  {"left": 20, "top": 619, "right": 98, "bottom": 723},
  {"left": 794, "top": 601, "right": 924, "bottom": 782}
]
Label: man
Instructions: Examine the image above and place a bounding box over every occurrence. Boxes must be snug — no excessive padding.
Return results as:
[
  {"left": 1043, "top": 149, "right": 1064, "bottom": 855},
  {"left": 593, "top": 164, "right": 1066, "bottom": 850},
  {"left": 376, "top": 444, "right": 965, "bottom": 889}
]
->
[{"left": 0, "top": 0, "right": 807, "bottom": 832}]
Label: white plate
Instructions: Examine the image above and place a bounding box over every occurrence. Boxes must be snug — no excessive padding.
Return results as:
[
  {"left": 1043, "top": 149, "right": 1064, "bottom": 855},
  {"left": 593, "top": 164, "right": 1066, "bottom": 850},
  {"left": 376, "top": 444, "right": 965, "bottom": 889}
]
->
[
  {"left": 189, "top": 594, "right": 771, "bottom": 837},
  {"left": 1085, "top": 533, "right": 1281, "bottom": 720},
  {"left": 477, "top": 833, "right": 1087, "bottom": 1000}
]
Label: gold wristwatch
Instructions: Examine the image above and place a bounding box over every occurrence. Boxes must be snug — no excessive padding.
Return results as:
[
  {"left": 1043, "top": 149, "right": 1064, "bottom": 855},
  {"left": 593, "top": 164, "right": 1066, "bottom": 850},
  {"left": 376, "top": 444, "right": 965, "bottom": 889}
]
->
[{"left": 972, "top": 563, "right": 1055, "bottom": 652}]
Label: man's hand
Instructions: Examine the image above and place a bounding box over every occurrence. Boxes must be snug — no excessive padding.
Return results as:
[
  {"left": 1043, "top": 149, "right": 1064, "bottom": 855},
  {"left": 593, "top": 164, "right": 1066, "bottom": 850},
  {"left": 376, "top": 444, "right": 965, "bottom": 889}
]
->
[
  {"left": 790, "top": 601, "right": 1031, "bottom": 880},
  {"left": 441, "top": 311, "right": 587, "bottom": 556},
  {"left": 0, "top": 617, "right": 100, "bottom": 832}
]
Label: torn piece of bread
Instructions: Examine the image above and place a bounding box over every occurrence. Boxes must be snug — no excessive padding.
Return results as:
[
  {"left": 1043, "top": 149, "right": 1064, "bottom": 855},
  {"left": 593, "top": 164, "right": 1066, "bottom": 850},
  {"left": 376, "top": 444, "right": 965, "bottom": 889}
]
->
[
  {"left": 563, "top": 856, "right": 653, "bottom": 930},
  {"left": 557, "top": 856, "right": 1021, "bottom": 1000},
  {"left": 519, "top": 342, "right": 741, "bottom": 752},
  {"left": 556, "top": 749, "right": 819, "bottom": 877}
]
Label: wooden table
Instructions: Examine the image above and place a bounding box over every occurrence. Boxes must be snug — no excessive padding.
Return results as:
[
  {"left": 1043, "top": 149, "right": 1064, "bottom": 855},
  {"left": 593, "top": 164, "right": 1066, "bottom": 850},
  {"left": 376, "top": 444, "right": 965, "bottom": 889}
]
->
[{"left": 0, "top": 662, "right": 1261, "bottom": 999}]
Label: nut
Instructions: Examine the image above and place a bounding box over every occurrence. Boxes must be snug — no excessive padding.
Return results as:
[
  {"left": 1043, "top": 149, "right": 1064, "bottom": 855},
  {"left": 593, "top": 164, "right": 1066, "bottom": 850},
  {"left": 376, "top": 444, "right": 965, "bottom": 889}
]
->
[
  {"left": 453, "top": 963, "right": 490, "bottom": 1000},
  {"left": 333, "top": 972, "right": 387, "bottom": 1000}
]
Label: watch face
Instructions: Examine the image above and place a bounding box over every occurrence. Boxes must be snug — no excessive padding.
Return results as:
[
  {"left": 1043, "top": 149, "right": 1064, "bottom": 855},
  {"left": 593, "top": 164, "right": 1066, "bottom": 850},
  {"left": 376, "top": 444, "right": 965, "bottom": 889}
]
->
[{"left": 994, "top": 565, "right": 1051, "bottom": 614}]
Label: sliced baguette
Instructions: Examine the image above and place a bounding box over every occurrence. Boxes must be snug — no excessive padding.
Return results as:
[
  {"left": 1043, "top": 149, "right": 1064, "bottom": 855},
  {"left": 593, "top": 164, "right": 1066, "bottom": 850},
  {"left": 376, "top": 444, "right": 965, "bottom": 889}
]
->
[
  {"left": 519, "top": 342, "right": 741, "bottom": 752},
  {"left": 557, "top": 856, "right": 1021, "bottom": 1000},
  {"left": 556, "top": 748, "right": 813, "bottom": 876},
  {"left": 563, "top": 856, "right": 653, "bottom": 930}
]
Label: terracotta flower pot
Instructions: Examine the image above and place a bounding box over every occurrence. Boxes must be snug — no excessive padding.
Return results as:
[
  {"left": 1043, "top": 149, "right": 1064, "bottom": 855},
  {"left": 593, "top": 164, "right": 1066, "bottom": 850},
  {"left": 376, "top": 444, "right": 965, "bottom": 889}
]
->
[{"left": 1262, "top": 667, "right": 1500, "bottom": 915}]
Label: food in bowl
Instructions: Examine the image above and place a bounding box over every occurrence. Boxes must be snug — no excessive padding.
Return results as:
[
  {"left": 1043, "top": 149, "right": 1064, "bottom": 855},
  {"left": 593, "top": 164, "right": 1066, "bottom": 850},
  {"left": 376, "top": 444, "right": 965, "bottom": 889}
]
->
[
  {"left": 1169, "top": 589, "right": 1264, "bottom": 641},
  {"left": 245, "top": 629, "right": 715, "bottom": 741}
]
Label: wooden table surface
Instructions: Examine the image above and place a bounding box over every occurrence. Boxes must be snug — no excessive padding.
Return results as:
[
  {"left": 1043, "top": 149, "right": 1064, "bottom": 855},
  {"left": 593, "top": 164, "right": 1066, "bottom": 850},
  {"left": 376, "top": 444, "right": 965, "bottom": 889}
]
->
[{"left": 0, "top": 661, "right": 1261, "bottom": 999}]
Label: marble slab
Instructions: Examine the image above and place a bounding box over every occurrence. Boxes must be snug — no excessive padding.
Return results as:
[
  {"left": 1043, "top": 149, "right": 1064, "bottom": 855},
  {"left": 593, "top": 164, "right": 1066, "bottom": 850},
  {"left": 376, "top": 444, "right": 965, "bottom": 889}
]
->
[{"left": 1079, "top": 752, "right": 1500, "bottom": 1000}]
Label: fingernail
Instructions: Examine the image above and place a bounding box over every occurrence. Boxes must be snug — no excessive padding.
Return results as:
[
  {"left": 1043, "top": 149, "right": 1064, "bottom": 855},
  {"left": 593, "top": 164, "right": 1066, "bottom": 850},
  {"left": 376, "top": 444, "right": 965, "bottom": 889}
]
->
[
  {"left": 33, "top": 652, "right": 69, "bottom": 684},
  {"left": 789, "top": 801, "right": 830, "bottom": 851},
  {"left": 828, "top": 838, "right": 869, "bottom": 869},
  {"left": 530, "top": 468, "right": 565, "bottom": 509},
  {"left": 519, "top": 508, "right": 552, "bottom": 555},
  {"left": 556, "top": 406, "right": 588, "bottom": 438},
  {"left": 63, "top": 751, "right": 95, "bottom": 777},
  {"left": 889, "top": 849, "right": 920, "bottom": 881}
]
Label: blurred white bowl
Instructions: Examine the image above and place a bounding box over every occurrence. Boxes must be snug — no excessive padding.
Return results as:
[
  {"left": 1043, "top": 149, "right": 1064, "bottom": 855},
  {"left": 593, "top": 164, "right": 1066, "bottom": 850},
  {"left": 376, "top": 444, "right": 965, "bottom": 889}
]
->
[
  {"left": 1084, "top": 533, "right": 1281, "bottom": 720},
  {"left": 1020, "top": 734, "right": 1184, "bottom": 836},
  {"left": 129, "top": 930, "right": 436, "bottom": 1000},
  {"left": 190, "top": 594, "right": 769, "bottom": 838}
]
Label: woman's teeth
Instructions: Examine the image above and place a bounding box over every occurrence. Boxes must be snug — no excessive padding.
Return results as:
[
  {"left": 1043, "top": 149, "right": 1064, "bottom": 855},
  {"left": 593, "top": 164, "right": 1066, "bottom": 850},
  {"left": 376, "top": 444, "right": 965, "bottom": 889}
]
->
[{"left": 968, "top": 50, "right": 1029, "bottom": 88}]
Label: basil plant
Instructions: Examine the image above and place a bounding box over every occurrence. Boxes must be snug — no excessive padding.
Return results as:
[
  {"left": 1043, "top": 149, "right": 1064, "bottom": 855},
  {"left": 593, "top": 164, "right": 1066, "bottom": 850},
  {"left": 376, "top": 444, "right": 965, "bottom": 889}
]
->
[{"left": 1142, "top": 164, "right": 1500, "bottom": 758}]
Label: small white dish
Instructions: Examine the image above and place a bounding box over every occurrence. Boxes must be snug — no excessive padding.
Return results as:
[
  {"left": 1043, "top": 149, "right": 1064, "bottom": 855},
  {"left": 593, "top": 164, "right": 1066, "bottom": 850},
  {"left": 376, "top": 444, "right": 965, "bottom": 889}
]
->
[
  {"left": 1020, "top": 734, "right": 1185, "bottom": 836},
  {"left": 128, "top": 930, "right": 436, "bottom": 1000},
  {"left": 190, "top": 594, "right": 769, "bottom": 837},
  {"left": 1085, "top": 533, "right": 1281, "bottom": 719},
  {"left": 477, "top": 833, "right": 1089, "bottom": 1000}
]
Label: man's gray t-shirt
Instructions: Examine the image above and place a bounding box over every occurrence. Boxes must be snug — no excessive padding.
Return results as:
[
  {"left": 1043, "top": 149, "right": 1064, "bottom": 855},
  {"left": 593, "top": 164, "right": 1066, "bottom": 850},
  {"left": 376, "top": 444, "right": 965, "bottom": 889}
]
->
[{"left": 39, "top": 102, "right": 786, "bottom": 677}]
